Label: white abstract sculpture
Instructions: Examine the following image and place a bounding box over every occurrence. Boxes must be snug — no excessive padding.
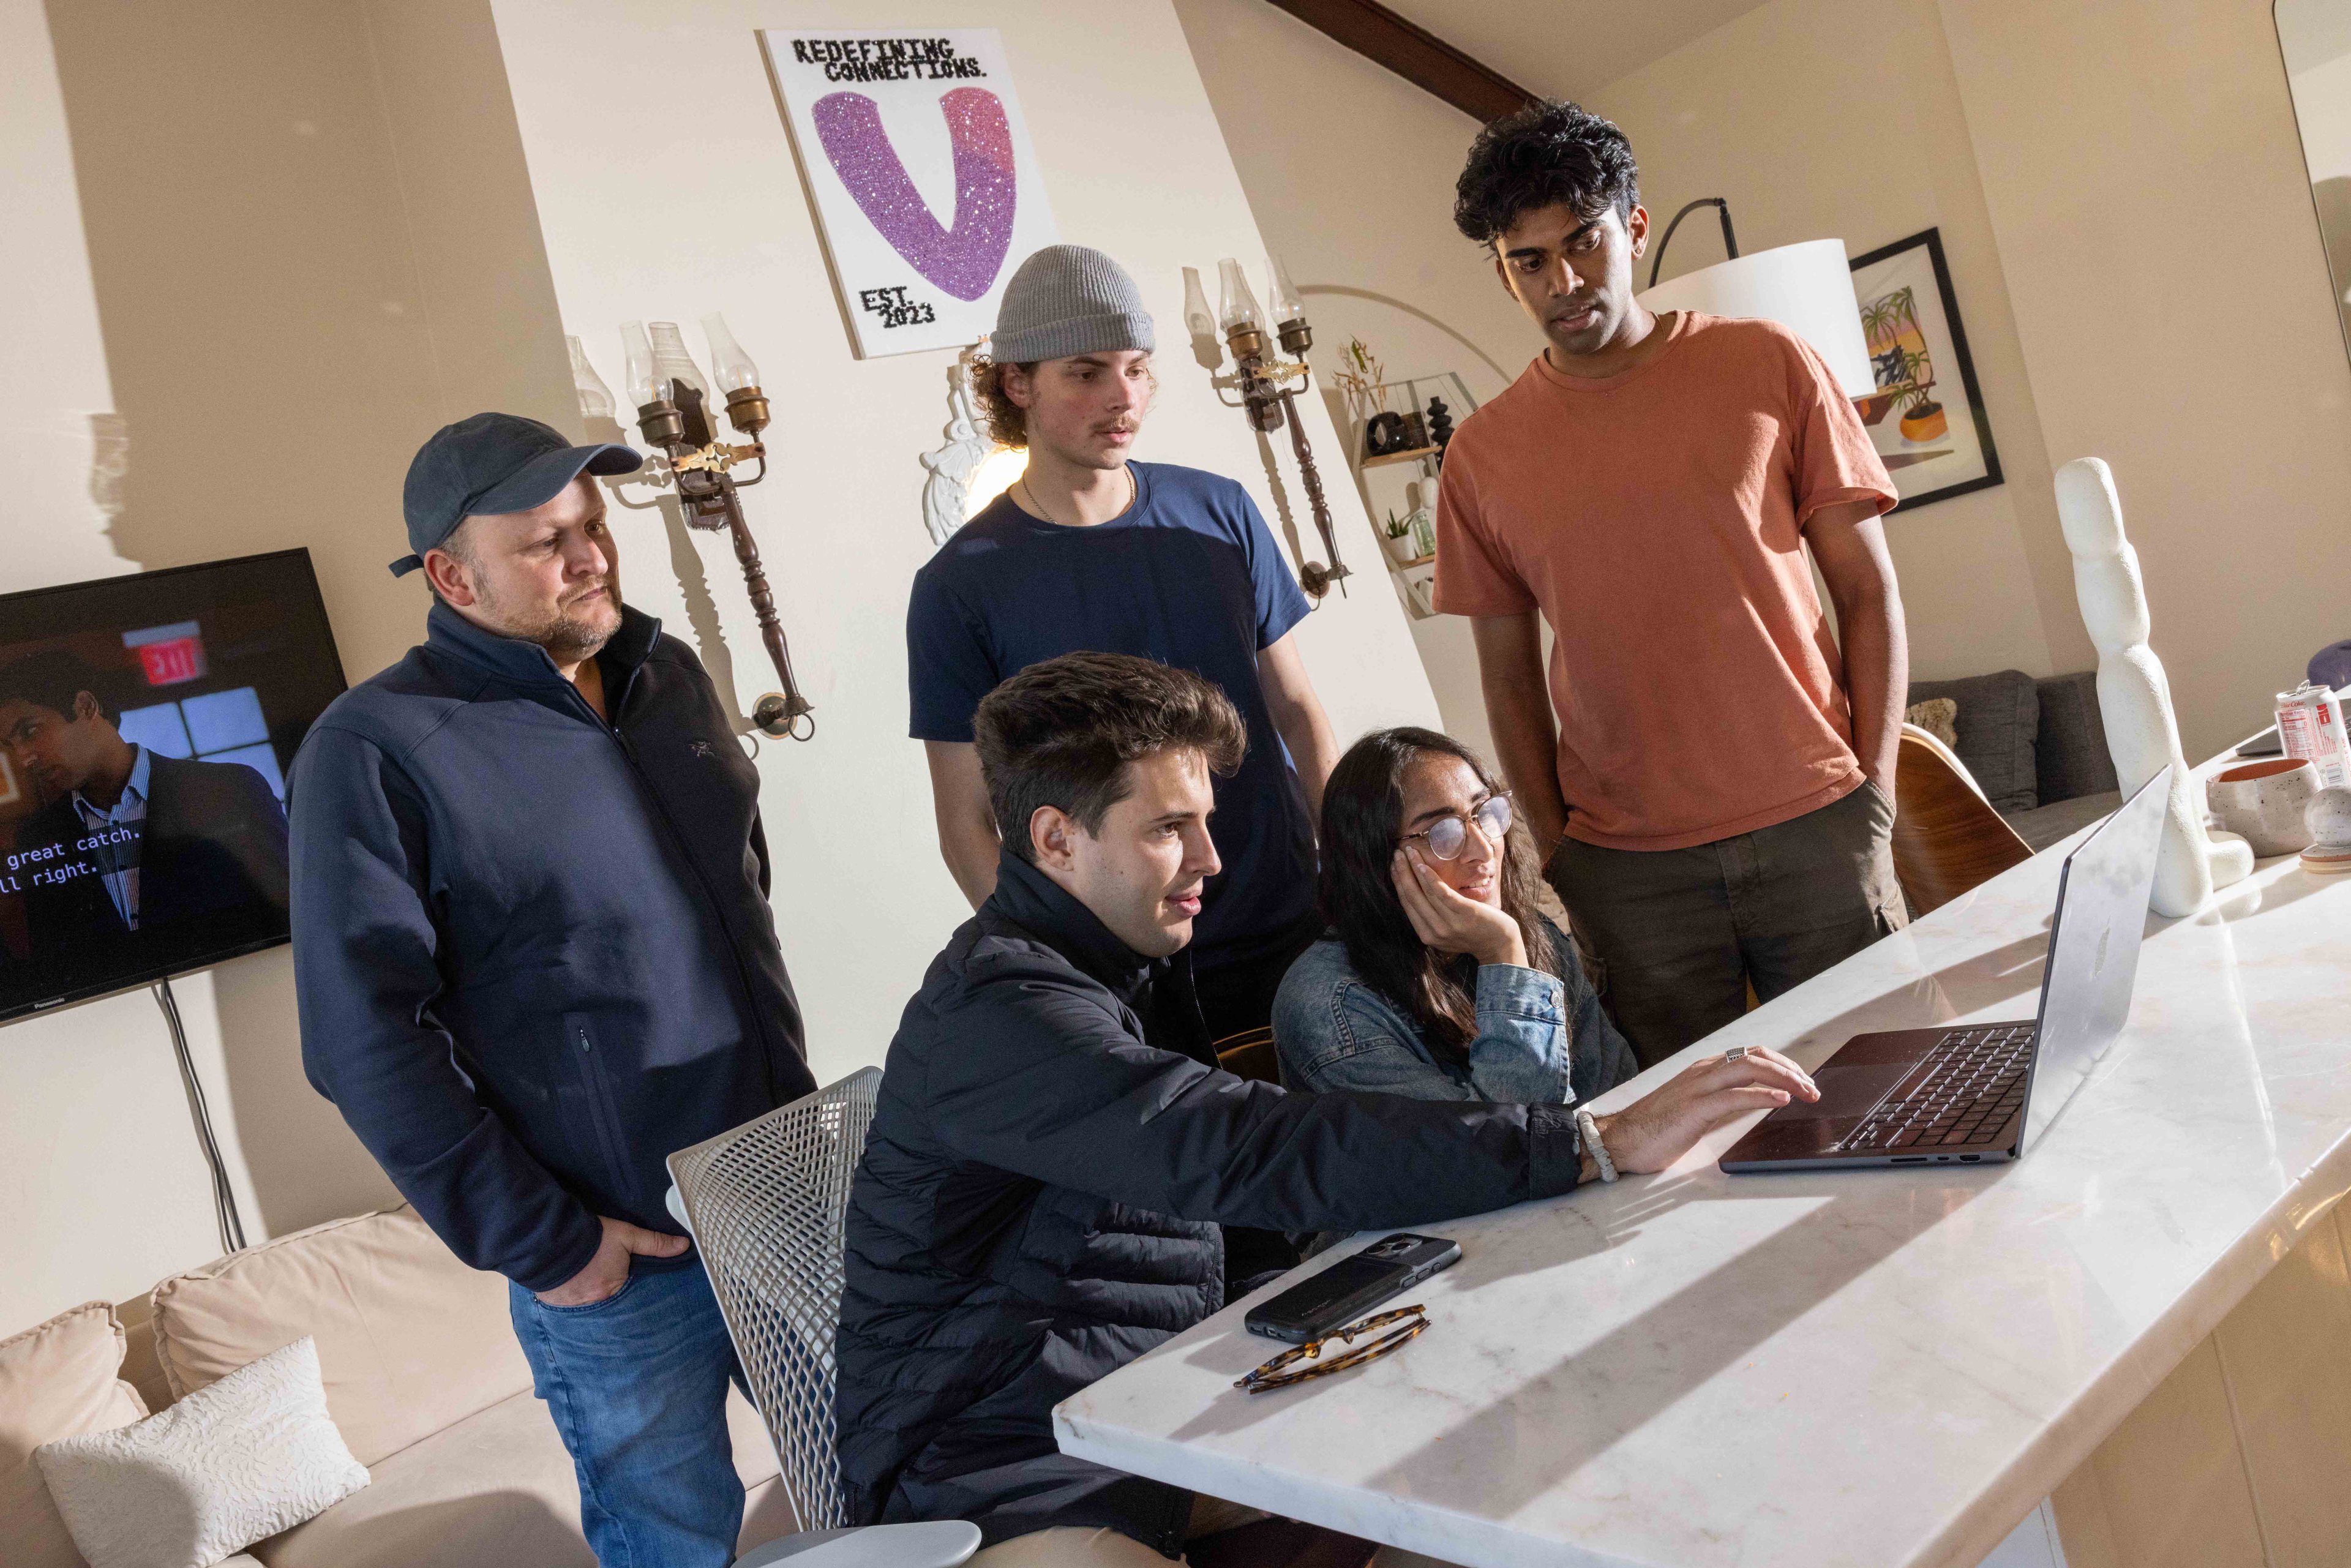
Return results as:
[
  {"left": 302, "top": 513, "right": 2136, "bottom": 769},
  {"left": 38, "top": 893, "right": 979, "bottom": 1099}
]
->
[
  {"left": 919, "top": 345, "right": 994, "bottom": 550},
  {"left": 2053, "top": 457, "right": 2252, "bottom": 915}
]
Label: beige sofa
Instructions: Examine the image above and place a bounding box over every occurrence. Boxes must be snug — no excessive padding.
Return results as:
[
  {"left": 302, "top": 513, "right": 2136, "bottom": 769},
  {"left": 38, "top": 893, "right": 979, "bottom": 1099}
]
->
[{"left": 2, "top": 1205, "right": 795, "bottom": 1568}]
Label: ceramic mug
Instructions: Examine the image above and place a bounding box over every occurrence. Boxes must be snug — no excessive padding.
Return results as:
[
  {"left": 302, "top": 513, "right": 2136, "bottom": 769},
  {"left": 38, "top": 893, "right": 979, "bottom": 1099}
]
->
[
  {"left": 2303, "top": 786, "right": 2351, "bottom": 875},
  {"left": 2206, "top": 757, "right": 2319, "bottom": 857}
]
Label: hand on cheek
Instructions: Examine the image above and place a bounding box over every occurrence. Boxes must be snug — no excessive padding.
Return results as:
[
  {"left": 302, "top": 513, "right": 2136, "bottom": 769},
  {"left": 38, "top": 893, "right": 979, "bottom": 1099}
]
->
[{"left": 1392, "top": 846, "right": 1525, "bottom": 969}]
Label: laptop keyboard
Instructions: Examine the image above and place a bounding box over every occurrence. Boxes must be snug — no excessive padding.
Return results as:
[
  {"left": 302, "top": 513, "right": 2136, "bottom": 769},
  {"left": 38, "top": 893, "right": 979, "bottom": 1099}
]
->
[{"left": 1835, "top": 1024, "right": 2038, "bottom": 1152}]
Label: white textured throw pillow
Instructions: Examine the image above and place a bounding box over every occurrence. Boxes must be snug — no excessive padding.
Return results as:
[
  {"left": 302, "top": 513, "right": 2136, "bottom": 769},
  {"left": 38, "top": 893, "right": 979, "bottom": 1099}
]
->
[{"left": 34, "top": 1337, "right": 367, "bottom": 1568}]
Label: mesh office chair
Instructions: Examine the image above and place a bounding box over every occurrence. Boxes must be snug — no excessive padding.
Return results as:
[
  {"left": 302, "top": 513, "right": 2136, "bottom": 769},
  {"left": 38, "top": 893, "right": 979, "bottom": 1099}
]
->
[{"left": 668, "top": 1068, "right": 981, "bottom": 1568}]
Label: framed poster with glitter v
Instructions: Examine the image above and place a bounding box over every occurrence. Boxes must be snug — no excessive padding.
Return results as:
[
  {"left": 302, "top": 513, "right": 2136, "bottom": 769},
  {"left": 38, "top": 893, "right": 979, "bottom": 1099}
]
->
[{"left": 761, "top": 30, "right": 1059, "bottom": 358}]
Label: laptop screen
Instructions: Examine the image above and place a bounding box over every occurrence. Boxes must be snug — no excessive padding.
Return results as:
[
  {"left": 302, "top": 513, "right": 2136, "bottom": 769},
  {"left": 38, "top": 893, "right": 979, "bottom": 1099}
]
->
[{"left": 2019, "top": 765, "right": 2172, "bottom": 1152}]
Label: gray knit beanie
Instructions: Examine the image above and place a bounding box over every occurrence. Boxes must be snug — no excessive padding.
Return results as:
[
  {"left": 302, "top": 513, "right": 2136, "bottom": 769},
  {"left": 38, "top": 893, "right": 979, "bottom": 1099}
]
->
[{"left": 990, "top": 244, "right": 1155, "bottom": 363}]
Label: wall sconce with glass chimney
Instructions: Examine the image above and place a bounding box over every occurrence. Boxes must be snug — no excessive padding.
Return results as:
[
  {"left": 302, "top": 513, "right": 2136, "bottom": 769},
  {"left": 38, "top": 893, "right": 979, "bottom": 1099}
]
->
[
  {"left": 1190, "top": 255, "right": 1351, "bottom": 599},
  {"left": 615, "top": 314, "right": 813, "bottom": 740}
]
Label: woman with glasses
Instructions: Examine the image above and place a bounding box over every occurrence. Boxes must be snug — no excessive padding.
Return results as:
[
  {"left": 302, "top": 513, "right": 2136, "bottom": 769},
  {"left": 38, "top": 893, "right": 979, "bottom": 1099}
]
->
[{"left": 1273, "top": 726, "right": 1638, "bottom": 1104}]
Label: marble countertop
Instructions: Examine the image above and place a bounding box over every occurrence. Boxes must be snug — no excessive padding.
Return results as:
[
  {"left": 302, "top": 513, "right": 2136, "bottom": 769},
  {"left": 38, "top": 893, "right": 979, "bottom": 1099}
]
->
[{"left": 1055, "top": 789, "right": 2351, "bottom": 1568}]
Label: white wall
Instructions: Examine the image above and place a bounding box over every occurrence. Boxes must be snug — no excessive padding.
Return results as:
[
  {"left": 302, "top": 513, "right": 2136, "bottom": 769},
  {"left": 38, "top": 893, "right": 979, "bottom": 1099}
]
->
[
  {"left": 486, "top": 0, "right": 1444, "bottom": 1089},
  {"left": 1938, "top": 0, "right": 2351, "bottom": 759},
  {"left": 0, "top": 0, "right": 126, "bottom": 593},
  {"left": 2280, "top": 13, "right": 2351, "bottom": 353},
  {"left": 0, "top": 0, "right": 249, "bottom": 1330},
  {"left": 0, "top": 0, "right": 596, "bottom": 1335},
  {"left": 1178, "top": 0, "right": 2107, "bottom": 774},
  {"left": 1175, "top": 0, "right": 1529, "bottom": 760},
  {"left": 18, "top": 0, "right": 2334, "bottom": 1338},
  {"left": 1584, "top": 0, "right": 2090, "bottom": 686},
  {"left": 2287, "top": 51, "right": 2351, "bottom": 184},
  {"left": 1188, "top": 0, "right": 2351, "bottom": 760},
  {"left": 2, "top": 0, "right": 1444, "bottom": 1334}
]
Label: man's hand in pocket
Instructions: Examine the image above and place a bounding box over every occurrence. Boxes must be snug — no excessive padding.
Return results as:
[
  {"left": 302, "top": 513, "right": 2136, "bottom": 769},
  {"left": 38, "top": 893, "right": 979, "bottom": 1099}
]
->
[{"left": 536, "top": 1216, "right": 688, "bottom": 1307}]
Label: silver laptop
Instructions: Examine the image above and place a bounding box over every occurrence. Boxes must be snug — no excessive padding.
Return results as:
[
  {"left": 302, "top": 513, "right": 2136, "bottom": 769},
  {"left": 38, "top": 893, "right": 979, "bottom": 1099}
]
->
[{"left": 1721, "top": 765, "right": 2170, "bottom": 1173}]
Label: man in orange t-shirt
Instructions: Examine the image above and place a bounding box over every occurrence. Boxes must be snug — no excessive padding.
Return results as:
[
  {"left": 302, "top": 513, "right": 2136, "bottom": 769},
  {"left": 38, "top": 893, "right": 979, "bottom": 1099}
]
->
[{"left": 1434, "top": 100, "right": 1910, "bottom": 1067}]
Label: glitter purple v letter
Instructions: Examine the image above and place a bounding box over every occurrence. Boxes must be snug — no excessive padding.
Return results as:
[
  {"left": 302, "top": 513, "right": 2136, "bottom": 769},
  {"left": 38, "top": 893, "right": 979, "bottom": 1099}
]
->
[{"left": 812, "top": 87, "right": 1016, "bottom": 302}]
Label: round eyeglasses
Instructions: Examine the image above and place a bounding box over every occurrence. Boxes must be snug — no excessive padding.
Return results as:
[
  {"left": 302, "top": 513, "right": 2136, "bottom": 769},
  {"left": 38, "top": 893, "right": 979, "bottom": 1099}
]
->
[{"left": 1401, "top": 793, "right": 1513, "bottom": 861}]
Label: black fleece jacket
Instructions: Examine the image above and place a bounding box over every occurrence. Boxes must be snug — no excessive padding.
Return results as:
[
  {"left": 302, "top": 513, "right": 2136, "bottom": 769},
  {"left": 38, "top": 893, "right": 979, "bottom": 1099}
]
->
[
  {"left": 289, "top": 601, "right": 813, "bottom": 1292},
  {"left": 836, "top": 853, "right": 1583, "bottom": 1555}
]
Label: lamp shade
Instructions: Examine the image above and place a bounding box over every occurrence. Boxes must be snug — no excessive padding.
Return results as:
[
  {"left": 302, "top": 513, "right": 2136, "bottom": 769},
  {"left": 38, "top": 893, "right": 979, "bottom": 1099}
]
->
[
  {"left": 620, "top": 321, "right": 661, "bottom": 408},
  {"left": 1265, "top": 254, "right": 1305, "bottom": 329},
  {"left": 1635, "top": 239, "right": 1874, "bottom": 398},
  {"left": 1217, "top": 258, "right": 1264, "bottom": 334},
  {"left": 702, "top": 312, "right": 760, "bottom": 395},
  {"left": 647, "top": 321, "right": 709, "bottom": 400},
  {"left": 568, "top": 336, "right": 615, "bottom": 421},
  {"left": 1180, "top": 266, "right": 1217, "bottom": 342}
]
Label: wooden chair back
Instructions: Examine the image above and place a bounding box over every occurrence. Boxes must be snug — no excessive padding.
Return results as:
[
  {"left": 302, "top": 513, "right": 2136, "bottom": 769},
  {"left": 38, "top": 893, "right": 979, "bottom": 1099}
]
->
[
  {"left": 1890, "top": 726, "right": 2035, "bottom": 917},
  {"left": 1215, "top": 1026, "right": 1280, "bottom": 1086}
]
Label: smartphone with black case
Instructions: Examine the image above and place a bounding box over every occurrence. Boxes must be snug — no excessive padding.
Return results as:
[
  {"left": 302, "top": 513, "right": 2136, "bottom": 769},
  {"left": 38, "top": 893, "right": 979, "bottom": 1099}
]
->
[{"left": 1243, "top": 1233, "right": 1461, "bottom": 1343}]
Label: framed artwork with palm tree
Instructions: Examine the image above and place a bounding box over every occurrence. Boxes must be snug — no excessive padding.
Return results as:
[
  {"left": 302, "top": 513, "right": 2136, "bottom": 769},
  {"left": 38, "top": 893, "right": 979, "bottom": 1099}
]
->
[{"left": 1849, "top": 228, "right": 2002, "bottom": 511}]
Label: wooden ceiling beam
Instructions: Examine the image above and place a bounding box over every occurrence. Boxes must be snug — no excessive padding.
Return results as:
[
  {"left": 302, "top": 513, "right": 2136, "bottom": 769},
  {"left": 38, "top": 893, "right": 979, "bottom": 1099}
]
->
[{"left": 1265, "top": 0, "right": 1539, "bottom": 124}]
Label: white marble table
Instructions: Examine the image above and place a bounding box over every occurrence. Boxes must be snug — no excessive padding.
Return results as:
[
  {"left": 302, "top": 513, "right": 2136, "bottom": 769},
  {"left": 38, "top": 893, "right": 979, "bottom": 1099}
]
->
[{"left": 1056, "top": 777, "right": 2351, "bottom": 1568}]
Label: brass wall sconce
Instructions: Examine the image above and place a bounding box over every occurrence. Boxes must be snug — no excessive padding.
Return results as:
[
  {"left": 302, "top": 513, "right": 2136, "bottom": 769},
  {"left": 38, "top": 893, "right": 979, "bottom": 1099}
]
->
[
  {"left": 618, "top": 316, "right": 814, "bottom": 740},
  {"left": 1189, "top": 257, "right": 1350, "bottom": 599}
]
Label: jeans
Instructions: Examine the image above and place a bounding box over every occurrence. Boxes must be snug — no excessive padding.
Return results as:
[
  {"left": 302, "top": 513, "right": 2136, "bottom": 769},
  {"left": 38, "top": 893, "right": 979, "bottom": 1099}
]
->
[
  {"left": 509, "top": 1261, "right": 746, "bottom": 1568},
  {"left": 1549, "top": 780, "right": 1908, "bottom": 1068}
]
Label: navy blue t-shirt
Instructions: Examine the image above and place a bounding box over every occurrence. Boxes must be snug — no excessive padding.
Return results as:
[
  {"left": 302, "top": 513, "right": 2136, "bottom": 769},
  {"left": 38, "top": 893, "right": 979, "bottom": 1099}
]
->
[{"left": 907, "top": 460, "right": 1318, "bottom": 975}]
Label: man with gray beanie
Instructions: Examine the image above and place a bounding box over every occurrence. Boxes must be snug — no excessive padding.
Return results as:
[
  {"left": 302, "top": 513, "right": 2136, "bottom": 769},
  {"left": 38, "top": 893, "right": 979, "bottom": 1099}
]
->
[
  {"left": 291, "top": 412, "right": 816, "bottom": 1567},
  {"left": 910, "top": 243, "right": 1341, "bottom": 1051}
]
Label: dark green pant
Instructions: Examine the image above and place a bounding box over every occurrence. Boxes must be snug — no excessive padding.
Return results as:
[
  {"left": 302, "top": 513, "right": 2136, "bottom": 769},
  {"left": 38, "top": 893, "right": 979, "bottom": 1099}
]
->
[{"left": 1547, "top": 782, "right": 1908, "bottom": 1069}]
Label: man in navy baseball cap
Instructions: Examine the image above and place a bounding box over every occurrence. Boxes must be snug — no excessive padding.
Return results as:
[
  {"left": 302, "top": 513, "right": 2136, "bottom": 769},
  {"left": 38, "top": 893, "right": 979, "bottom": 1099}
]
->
[
  {"left": 292, "top": 411, "right": 816, "bottom": 1566},
  {"left": 392, "top": 411, "right": 642, "bottom": 577}
]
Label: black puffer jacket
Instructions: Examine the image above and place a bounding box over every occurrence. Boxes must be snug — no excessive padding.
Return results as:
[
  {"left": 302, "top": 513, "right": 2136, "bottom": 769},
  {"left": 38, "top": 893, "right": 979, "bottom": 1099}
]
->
[{"left": 836, "top": 854, "right": 1584, "bottom": 1555}]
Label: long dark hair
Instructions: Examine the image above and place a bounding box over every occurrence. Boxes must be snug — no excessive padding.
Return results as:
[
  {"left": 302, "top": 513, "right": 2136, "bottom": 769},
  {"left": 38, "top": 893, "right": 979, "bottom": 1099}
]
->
[{"left": 1318, "top": 727, "right": 1555, "bottom": 1059}]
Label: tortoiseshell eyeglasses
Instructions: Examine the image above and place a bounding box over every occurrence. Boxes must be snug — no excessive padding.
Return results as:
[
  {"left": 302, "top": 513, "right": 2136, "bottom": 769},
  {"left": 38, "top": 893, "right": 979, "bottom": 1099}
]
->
[{"left": 1233, "top": 1307, "right": 1430, "bottom": 1395}]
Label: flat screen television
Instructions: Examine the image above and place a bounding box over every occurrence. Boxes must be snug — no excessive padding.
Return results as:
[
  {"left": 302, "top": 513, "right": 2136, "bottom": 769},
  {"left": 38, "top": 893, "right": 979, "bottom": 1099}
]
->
[{"left": 0, "top": 550, "right": 345, "bottom": 1021}]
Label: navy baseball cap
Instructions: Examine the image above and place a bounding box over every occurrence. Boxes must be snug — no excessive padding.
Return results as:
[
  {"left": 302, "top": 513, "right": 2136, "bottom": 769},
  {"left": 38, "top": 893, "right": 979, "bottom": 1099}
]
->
[{"left": 394, "top": 413, "right": 643, "bottom": 577}]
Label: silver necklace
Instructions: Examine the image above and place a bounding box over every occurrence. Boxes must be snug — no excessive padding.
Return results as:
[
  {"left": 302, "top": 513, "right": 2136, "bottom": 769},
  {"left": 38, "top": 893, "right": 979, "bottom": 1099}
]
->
[{"left": 1020, "top": 463, "right": 1134, "bottom": 527}]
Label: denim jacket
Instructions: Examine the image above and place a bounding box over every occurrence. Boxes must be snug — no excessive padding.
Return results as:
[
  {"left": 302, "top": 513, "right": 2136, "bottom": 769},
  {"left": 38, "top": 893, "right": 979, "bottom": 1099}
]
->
[{"left": 1272, "top": 918, "right": 1638, "bottom": 1105}]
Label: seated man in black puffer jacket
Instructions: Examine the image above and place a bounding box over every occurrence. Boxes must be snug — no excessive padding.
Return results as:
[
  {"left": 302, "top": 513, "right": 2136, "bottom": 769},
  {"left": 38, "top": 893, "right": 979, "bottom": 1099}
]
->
[{"left": 837, "top": 651, "right": 1817, "bottom": 1567}]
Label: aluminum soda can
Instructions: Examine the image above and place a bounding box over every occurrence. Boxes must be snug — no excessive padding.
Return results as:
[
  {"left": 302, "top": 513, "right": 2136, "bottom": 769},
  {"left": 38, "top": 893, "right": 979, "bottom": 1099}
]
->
[{"left": 2276, "top": 681, "right": 2350, "bottom": 790}]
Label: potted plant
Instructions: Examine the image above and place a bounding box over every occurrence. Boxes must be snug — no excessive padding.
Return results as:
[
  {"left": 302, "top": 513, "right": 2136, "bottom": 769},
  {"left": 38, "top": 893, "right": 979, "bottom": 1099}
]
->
[
  {"left": 1856, "top": 290, "right": 1921, "bottom": 429},
  {"left": 1404, "top": 504, "right": 1436, "bottom": 560},
  {"left": 1380, "top": 509, "right": 1419, "bottom": 566},
  {"left": 1859, "top": 290, "right": 1913, "bottom": 362},
  {"left": 1893, "top": 345, "right": 1948, "bottom": 442}
]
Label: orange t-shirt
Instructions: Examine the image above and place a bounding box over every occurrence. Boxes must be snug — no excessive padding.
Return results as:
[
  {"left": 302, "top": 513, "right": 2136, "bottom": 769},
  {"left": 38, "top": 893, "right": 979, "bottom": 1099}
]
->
[{"left": 1433, "top": 311, "right": 1896, "bottom": 852}]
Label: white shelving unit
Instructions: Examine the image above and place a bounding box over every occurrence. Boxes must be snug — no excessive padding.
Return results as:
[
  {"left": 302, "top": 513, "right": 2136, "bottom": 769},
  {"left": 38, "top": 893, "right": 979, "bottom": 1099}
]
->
[{"left": 1343, "top": 373, "right": 1477, "bottom": 620}]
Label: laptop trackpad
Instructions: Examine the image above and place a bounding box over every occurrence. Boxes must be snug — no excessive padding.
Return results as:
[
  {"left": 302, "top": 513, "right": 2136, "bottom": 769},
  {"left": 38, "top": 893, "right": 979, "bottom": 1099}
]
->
[{"left": 1775, "top": 1060, "right": 1914, "bottom": 1120}]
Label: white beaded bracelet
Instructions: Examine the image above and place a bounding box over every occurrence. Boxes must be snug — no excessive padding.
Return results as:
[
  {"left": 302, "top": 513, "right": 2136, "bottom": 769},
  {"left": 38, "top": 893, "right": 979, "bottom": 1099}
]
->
[{"left": 1574, "top": 1107, "right": 1618, "bottom": 1184}]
